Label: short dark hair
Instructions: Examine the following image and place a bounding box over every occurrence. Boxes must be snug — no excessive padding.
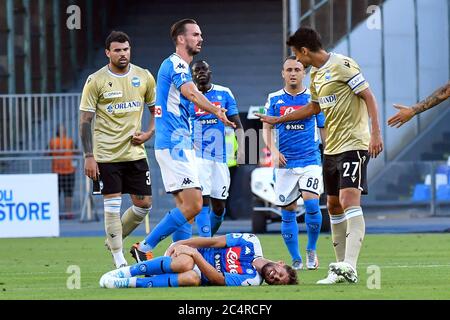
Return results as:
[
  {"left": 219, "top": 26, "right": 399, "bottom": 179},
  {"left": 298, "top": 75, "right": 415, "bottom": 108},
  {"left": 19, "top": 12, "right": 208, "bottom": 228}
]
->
[
  {"left": 170, "top": 18, "right": 198, "bottom": 44},
  {"left": 105, "top": 31, "right": 131, "bottom": 50},
  {"left": 286, "top": 27, "right": 323, "bottom": 52},
  {"left": 283, "top": 55, "right": 297, "bottom": 63},
  {"left": 284, "top": 265, "right": 298, "bottom": 285}
]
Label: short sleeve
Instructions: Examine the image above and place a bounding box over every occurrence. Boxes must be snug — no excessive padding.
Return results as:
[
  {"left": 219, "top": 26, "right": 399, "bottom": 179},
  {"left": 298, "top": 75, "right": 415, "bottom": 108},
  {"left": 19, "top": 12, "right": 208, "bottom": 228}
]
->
[
  {"left": 79, "top": 76, "right": 98, "bottom": 112},
  {"left": 225, "top": 90, "right": 239, "bottom": 117},
  {"left": 337, "top": 58, "right": 369, "bottom": 95},
  {"left": 224, "top": 273, "right": 262, "bottom": 286},
  {"left": 170, "top": 59, "right": 192, "bottom": 89},
  {"left": 316, "top": 111, "right": 326, "bottom": 128},
  {"left": 264, "top": 96, "right": 275, "bottom": 116},
  {"left": 309, "top": 70, "right": 319, "bottom": 103},
  {"left": 145, "top": 70, "right": 156, "bottom": 106}
]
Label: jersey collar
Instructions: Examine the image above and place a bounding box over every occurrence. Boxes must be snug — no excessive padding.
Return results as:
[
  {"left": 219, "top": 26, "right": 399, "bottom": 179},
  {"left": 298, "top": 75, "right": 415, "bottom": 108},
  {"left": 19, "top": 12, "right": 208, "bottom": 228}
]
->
[
  {"left": 106, "top": 64, "right": 133, "bottom": 78},
  {"left": 283, "top": 87, "right": 307, "bottom": 97},
  {"left": 318, "top": 52, "right": 334, "bottom": 70}
]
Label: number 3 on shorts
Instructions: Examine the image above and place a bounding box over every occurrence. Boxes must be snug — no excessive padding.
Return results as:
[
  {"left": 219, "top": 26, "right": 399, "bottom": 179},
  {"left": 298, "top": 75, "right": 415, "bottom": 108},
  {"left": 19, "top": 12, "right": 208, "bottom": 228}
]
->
[{"left": 146, "top": 171, "right": 150, "bottom": 185}]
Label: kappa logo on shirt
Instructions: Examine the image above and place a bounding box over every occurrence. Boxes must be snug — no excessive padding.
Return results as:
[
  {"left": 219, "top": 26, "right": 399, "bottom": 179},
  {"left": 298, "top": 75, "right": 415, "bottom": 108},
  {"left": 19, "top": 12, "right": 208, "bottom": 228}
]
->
[{"left": 275, "top": 99, "right": 285, "bottom": 104}]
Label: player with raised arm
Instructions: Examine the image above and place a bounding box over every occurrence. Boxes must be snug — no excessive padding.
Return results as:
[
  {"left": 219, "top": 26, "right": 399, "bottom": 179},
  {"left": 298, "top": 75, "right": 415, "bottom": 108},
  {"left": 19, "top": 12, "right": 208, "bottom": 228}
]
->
[
  {"left": 257, "top": 27, "right": 383, "bottom": 284},
  {"left": 189, "top": 60, "right": 244, "bottom": 237},
  {"left": 262, "top": 56, "right": 326, "bottom": 271},
  {"left": 100, "top": 233, "right": 297, "bottom": 288},
  {"left": 79, "top": 31, "right": 156, "bottom": 268},
  {"left": 130, "top": 19, "right": 235, "bottom": 262}
]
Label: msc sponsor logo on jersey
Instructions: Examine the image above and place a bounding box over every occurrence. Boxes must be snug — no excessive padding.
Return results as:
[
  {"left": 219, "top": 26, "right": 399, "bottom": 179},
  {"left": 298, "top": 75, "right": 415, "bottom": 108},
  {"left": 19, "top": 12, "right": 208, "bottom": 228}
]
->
[
  {"left": 106, "top": 101, "right": 142, "bottom": 114},
  {"left": 318, "top": 94, "right": 337, "bottom": 109},
  {"left": 154, "top": 106, "right": 162, "bottom": 118},
  {"left": 194, "top": 102, "right": 221, "bottom": 116},
  {"left": 285, "top": 123, "right": 305, "bottom": 130},
  {"left": 103, "top": 91, "right": 123, "bottom": 99},
  {"left": 225, "top": 247, "right": 243, "bottom": 274},
  {"left": 214, "top": 253, "right": 222, "bottom": 273},
  {"left": 131, "top": 76, "right": 141, "bottom": 87},
  {"left": 201, "top": 119, "right": 219, "bottom": 125},
  {"left": 280, "top": 105, "right": 301, "bottom": 116}
]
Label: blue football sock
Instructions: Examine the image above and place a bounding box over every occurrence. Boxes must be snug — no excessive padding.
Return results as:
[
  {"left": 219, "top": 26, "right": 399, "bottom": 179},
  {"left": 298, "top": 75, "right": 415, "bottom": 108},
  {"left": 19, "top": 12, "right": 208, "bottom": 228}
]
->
[
  {"left": 281, "top": 209, "right": 301, "bottom": 261},
  {"left": 172, "top": 222, "right": 192, "bottom": 242},
  {"left": 210, "top": 208, "right": 225, "bottom": 236},
  {"left": 196, "top": 206, "right": 211, "bottom": 237},
  {"left": 304, "top": 198, "right": 322, "bottom": 251},
  {"left": 136, "top": 274, "right": 179, "bottom": 288},
  {"left": 140, "top": 208, "right": 187, "bottom": 251},
  {"left": 130, "top": 257, "right": 173, "bottom": 276}
]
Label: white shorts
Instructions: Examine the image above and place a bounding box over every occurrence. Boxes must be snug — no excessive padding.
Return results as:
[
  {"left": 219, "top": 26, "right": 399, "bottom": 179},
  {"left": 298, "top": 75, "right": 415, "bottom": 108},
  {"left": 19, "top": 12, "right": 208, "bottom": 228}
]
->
[
  {"left": 155, "top": 149, "right": 201, "bottom": 193},
  {"left": 274, "top": 165, "right": 323, "bottom": 206},
  {"left": 196, "top": 157, "right": 230, "bottom": 200}
]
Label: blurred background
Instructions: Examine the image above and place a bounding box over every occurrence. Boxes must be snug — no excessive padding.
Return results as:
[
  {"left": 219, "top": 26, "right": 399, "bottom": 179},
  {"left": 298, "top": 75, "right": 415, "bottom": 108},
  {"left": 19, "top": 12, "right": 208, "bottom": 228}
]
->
[{"left": 0, "top": 0, "right": 449, "bottom": 236}]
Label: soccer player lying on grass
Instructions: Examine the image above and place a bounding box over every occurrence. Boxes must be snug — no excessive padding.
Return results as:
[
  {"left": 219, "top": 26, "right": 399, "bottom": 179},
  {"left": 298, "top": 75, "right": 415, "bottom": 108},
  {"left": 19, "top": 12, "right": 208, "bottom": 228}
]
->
[{"left": 99, "top": 233, "right": 298, "bottom": 288}]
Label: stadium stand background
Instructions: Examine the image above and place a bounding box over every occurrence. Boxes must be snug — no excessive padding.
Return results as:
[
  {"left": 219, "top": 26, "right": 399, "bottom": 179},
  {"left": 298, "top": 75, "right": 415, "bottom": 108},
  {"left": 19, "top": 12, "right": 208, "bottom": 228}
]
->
[{"left": 1, "top": 0, "right": 449, "bottom": 222}]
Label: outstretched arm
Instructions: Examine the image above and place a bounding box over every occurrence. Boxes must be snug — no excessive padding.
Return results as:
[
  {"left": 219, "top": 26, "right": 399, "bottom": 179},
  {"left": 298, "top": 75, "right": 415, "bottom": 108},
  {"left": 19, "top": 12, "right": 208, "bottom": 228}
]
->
[
  {"left": 256, "top": 102, "right": 321, "bottom": 125},
  {"left": 388, "top": 81, "right": 450, "bottom": 128},
  {"left": 181, "top": 82, "right": 235, "bottom": 128}
]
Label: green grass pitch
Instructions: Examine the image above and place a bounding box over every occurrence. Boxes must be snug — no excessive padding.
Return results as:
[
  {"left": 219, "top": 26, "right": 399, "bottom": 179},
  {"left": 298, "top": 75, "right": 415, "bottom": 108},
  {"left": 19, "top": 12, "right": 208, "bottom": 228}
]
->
[{"left": 1, "top": 234, "right": 449, "bottom": 300}]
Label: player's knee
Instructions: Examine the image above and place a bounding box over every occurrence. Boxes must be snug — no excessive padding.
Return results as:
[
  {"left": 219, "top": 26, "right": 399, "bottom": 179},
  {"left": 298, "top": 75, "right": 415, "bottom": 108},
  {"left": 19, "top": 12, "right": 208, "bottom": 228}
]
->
[
  {"left": 183, "top": 199, "right": 203, "bottom": 217},
  {"left": 327, "top": 199, "right": 343, "bottom": 214},
  {"left": 282, "top": 202, "right": 297, "bottom": 212},
  {"left": 171, "top": 254, "right": 195, "bottom": 273},
  {"left": 132, "top": 196, "right": 152, "bottom": 209},
  {"left": 180, "top": 270, "right": 201, "bottom": 287}
]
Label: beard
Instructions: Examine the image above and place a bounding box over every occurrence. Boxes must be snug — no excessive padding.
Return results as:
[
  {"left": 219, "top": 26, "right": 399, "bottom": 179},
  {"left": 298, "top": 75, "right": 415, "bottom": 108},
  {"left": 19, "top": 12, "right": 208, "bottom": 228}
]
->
[
  {"left": 186, "top": 43, "right": 201, "bottom": 56},
  {"left": 112, "top": 59, "right": 129, "bottom": 70}
]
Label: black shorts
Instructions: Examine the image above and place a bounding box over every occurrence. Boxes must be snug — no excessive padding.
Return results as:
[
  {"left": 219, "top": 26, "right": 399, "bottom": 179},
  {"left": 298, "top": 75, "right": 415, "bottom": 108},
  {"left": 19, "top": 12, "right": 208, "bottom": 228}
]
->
[
  {"left": 323, "top": 150, "right": 369, "bottom": 196},
  {"left": 58, "top": 173, "right": 75, "bottom": 197},
  {"left": 97, "top": 159, "right": 152, "bottom": 196}
]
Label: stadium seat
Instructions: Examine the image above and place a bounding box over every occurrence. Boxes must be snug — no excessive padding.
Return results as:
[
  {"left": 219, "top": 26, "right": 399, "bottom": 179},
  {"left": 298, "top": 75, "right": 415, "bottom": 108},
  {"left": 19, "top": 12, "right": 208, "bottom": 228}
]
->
[
  {"left": 411, "top": 184, "right": 431, "bottom": 202},
  {"left": 424, "top": 174, "right": 448, "bottom": 187},
  {"left": 437, "top": 185, "right": 450, "bottom": 202}
]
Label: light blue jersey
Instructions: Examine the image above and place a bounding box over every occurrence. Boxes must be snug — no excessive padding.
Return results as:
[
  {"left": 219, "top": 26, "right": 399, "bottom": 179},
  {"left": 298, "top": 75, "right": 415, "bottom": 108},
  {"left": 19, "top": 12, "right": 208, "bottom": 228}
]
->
[
  {"left": 155, "top": 54, "right": 193, "bottom": 152},
  {"left": 198, "top": 233, "right": 264, "bottom": 286},
  {"left": 264, "top": 88, "right": 325, "bottom": 168},
  {"left": 189, "top": 84, "right": 238, "bottom": 162}
]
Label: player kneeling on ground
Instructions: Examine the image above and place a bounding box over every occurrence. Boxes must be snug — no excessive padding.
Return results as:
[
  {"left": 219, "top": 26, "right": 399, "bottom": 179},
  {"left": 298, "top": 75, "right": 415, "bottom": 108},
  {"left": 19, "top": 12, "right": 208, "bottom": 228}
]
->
[{"left": 100, "top": 233, "right": 298, "bottom": 288}]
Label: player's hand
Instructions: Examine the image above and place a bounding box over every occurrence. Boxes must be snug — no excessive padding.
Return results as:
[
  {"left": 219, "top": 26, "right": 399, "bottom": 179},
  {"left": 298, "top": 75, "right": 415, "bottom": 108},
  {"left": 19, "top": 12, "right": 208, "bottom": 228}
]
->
[
  {"left": 172, "top": 244, "right": 197, "bottom": 257},
  {"left": 131, "top": 131, "right": 153, "bottom": 145},
  {"left": 272, "top": 150, "right": 287, "bottom": 167},
  {"left": 255, "top": 113, "right": 280, "bottom": 125},
  {"left": 84, "top": 157, "right": 99, "bottom": 180},
  {"left": 387, "top": 104, "right": 415, "bottom": 128},
  {"left": 216, "top": 108, "right": 236, "bottom": 128},
  {"left": 369, "top": 131, "right": 383, "bottom": 158}
]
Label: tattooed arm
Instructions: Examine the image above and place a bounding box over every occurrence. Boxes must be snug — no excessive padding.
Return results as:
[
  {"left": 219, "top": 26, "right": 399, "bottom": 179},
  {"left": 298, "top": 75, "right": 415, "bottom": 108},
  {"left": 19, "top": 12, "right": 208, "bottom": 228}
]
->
[
  {"left": 79, "top": 111, "right": 99, "bottom": 180},
  {"left": 388, "top": 81, "right": 450, "bottom": 128}
]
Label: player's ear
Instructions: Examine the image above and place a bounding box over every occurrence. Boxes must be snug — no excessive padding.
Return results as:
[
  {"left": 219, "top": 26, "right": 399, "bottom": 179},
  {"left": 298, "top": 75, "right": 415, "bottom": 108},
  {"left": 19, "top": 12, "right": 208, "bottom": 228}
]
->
[
  {"left": 277, "top": 260, "right": 285, "bottom": 266},
  {"left": 105, "top": 49, "right": 110, "bottom": 59}
]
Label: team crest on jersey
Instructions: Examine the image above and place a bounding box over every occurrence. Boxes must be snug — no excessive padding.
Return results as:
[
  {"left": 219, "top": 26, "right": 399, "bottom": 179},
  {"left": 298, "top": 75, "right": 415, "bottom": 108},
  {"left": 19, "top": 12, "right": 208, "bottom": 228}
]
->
[
  {"left": 280, "top": 105, "right": 301, "bottom": 116},
  {"left": 131, "top": 76, "right": 141, "bottom": 87},
  {"left": 195, "top": 102, "right": 221, "bottom": 116},
  {"left": 246, "top": 269, "right": 254, "bottom": 274},
  {"left": 225, "top": 247, "right": 243, "bottom": 274},
  {"left": 279, "top": 195, "right": 286, "bottom": 202},
  {"left": 325, "top": 70, "right": 332, "bottom": 81}
]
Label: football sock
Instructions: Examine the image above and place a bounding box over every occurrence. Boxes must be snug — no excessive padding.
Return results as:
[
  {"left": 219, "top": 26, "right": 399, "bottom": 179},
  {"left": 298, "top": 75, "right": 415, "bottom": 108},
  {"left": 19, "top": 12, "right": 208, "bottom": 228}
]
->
[
  {"left": 104, "top": 197, "right": 127, "bottom": 267},
  {"left": 140, "top": 208, "right": 188, "bottom": 252},
  {"left": 304, "top": 199, "right": 322, "bottom": 251},
  {"left": 172, "top": 222, "right": 193, "bottom": 242},
  {"left": 196, "top": 206, "right": 211, "bottom": 237},
  {"left": 136, "top": 274, "right": 179, "bottom": 288},
  {"left": 121, "top": 205, "right": 150, "bottom": 239},
  {"left": 130, "top": 257, "right": 173, "bottom": 276},
  {"left": 210, "top": 208, "right": 225, "bottom": 236},
  {"left": 330, "top": 212, "right": 347, "bottom": 262},
  {"left": 281, "top": 209, "right": 301, "bottom": 261},
  {"left": 344, "top": 206, "right": 365, "bottom": 269}
]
